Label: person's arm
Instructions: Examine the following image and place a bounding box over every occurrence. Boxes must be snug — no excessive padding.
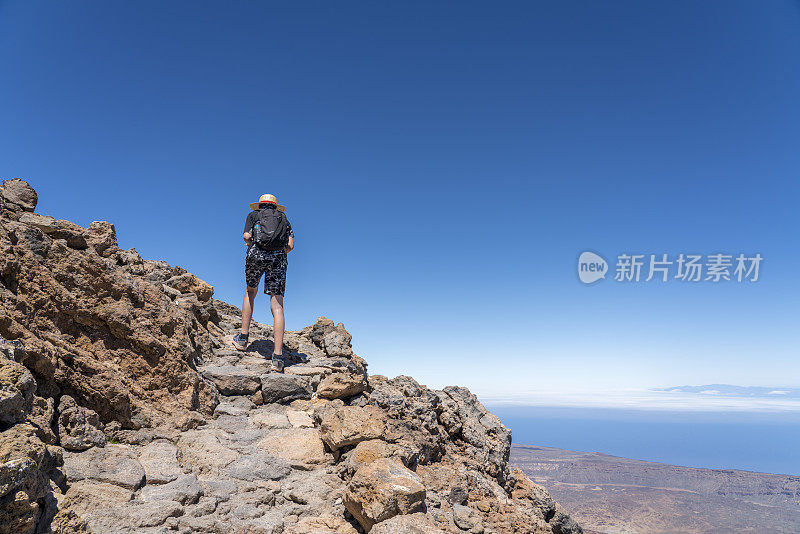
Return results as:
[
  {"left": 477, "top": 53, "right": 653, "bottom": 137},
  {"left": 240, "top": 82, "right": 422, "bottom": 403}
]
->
[
  {"left": 243, "top": 213, "right": 254, "bottom": 246},
  {"left": 285, "top": 235, "right": 294, "bottom": 253}
]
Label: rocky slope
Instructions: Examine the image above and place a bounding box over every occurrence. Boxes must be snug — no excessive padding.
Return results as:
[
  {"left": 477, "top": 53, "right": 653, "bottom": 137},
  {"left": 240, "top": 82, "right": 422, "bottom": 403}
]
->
[{"left": 0, "top": 179, "right": 582, "bottom": 534}]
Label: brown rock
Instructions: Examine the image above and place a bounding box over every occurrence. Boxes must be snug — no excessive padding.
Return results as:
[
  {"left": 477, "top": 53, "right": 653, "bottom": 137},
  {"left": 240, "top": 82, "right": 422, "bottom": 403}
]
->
[
  {"left": 165, "top": 272, "right": 214, "bottom": 302},
  {"left": 1, "top": 178, "right": 37, "bottom": 212},
  {"left": 28, "top": 396, "right": 57, "bottom": 444},
  {"left": 369, "top": 513, "right": 449, "bottom": 534},
  {"left": 320, "top": 405, "right": 385, "bottom": 451},
  {"left": 344, "top": 457, "right": 427, "bottom": 531},
  {"left": 0, "top": 183, "right": 219, "bottom": 430},
  {"left": 83, "top": 220, "right": 118, "bottom": 256},
  {"left": 0, "top": 355, "right": 35, "bottom": 425},
  {"left": 343, "top": 439, "right": 408, "bottom": 476},
  {"left": 285, "top": 513, "right": 359, "bottom": 534},
  {"left": 316, "top": 371, "right": 367, "bottom": 400},
  {"left": 258, "top": 428, "right": 329, "bottom": 470},
  {"left": 0, "top": 424, "right": 60, "bottom": 534}
]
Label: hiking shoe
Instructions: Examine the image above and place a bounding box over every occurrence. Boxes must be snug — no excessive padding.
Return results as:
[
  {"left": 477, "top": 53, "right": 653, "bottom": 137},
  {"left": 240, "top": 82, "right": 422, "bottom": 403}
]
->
[
  {"left": 270, "top": 355, "right": 284, "bottom": 373},
  {"left": 232, "top": 333, "right": 249, "bottom": 351}
]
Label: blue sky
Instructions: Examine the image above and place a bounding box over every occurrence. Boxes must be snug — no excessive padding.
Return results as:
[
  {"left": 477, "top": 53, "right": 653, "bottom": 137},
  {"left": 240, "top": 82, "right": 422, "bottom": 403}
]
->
[{"left": 2, "top": 1, "right": 798, "bottom": 402}]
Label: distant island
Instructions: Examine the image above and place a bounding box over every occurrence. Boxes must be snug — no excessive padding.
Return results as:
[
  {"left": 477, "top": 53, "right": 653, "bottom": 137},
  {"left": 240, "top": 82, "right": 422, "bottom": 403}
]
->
[{"left": 654, "top": 384, "right": 800, "bottom": 399}]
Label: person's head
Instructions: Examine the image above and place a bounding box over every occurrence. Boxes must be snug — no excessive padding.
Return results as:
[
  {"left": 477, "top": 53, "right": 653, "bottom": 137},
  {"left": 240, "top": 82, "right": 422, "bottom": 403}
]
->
[{"left": 249, "top": 194, "right": 286, "bottom": 212}]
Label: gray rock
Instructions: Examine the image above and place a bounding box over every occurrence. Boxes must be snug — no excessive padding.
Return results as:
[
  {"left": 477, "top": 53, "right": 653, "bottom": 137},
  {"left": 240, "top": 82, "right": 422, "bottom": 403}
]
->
[
  {"left": 214, "top": 396, "right": 255, "bottom": 417},
  {"left": 142, "top": 474, "right": 202, "bottom": 505},
  {"left": 453, "top": 504, "right": 477, "bottom": 531},
  {"left": 309, "top": 317, "right": 354, "bottom": 358},
  {"left": 436, "top": 386, "right": 511, "bottom": 485},
  {"left": 138, "top": 440, "right": 183, "bottom": 485},
  {"left": 251, "top": 407, "right": 291, "bottom": 430},
  {"left": 57, "top": 395, "right": 106, "bottom": 451},
  {"left": 176, "top": 430, "right": 238, "bottom": 476},
  {"left": 63, "top": 445, "right": 146, "bottom": 490},
  {"left": 17, "top": 212, "right": 87, "bottom": 249},
  {"left": 260, "top": 374, "right": 312, "bottom": 404},
  {"left": 198, "top": 476, "right": 237, "bottom": 502},
  {"left": 233, "top": 510, "right": 285, "bottom": 534},
  {"left": 450, "top": 486, "right": 468, "bottom": 505},
  {"left": 29, "top": 396, "right": 57, "bottom": 444},
  {"left": 55, "top": 479, "right": 134, "bottom": 530},
  {"left": 200, "top": 364, "right": 262, "bottom": 396},
  {"left": 225, "top": 450, "right": 291, "bottom": 481},
  {"left": 128, "top": 500, "right": 184, "bottom": 528}
]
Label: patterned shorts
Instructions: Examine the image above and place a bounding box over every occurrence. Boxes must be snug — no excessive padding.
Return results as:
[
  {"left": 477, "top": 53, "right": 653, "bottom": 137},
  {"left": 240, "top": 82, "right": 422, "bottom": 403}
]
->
[{"left": 245, "top": 246, "right": 288, "bottom": 296}]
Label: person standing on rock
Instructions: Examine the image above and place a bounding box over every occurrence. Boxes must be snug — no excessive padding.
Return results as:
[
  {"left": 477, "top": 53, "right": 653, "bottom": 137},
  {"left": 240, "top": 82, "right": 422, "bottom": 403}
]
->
[{"left": 233, "top": 194, "right": 294, "bottom": 372}]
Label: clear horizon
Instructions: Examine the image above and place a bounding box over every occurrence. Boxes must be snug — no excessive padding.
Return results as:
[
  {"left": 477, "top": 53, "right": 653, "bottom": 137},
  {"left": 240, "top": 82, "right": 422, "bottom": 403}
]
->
[{"left": 2, "top": 2, "right": 798, "bottom": 404}]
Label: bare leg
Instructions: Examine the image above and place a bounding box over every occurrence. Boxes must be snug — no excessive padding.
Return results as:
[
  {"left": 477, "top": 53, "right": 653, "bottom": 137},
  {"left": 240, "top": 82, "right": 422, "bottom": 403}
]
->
[
  {"left": 270, "top": 294, "right": 285, "bottom": 355},
  {"left": 241, "top": 287, "right": 258, "bottom": 335}
]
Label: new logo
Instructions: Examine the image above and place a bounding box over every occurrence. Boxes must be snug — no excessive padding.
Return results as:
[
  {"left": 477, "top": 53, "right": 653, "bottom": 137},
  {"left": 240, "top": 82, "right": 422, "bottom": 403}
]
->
[{"left": 578, "top": 251, "right": 608, "bottom": 284}]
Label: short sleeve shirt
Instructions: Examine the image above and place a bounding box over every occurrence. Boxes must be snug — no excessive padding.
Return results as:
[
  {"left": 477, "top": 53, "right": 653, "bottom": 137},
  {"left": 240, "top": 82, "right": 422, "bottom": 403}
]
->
[{"left": 244, "top": 208, "right": 293, "bottom": 237}]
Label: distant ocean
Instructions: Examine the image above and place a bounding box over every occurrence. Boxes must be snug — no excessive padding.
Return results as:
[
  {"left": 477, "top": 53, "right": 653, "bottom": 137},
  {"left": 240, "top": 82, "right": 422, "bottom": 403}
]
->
[{"left": 486, "top": 406, "right": 800, "bottom": 476}]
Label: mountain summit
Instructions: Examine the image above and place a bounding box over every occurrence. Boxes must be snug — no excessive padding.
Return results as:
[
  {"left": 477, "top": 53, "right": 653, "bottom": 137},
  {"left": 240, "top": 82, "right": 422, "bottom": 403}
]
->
[{"left": 0, "top": 179, "right": 582, "bottom": 534}]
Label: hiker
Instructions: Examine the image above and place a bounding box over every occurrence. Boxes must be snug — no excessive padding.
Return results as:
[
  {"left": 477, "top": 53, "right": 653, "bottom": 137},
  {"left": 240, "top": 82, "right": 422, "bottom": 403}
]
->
[{"left": 233, "top": 193, "right": 294, "bottom": 372}]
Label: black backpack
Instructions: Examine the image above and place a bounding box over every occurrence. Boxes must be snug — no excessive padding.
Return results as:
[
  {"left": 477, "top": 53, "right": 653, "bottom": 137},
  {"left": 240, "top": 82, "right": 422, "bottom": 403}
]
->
[{"left": 254, "top": 208, "right": 290, "bottom": 251}]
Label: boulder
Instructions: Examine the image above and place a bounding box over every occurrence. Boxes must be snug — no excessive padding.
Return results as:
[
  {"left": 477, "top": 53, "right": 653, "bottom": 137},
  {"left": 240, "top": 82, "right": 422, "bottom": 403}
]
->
[
  {"left": 83, "top": 220, "right": 118, "bottom": 256},
  {"left": 57, "top": 395, "right": 105, "bottom": 451},
  {"left": 200, "top": 364, "right": 262, "bottom": 396},
  {"left": 251, "top": 408, "right": 291, "bottom": 430},
  {"left": 260, "top": 373, "right": 312, "bottom": 404},
  {"left": 17, "top": 213, "right": 87, "bottom": 249},
  {"left": 165, "top": 272, "right": 214, "bottom": 302},
  {"left": 286, "top": 409, "right": 314, "bottom": 428},
  {"left": 62, "top": 445, "right": 145, "bottom": 490},
  {"left": 453, "top": 503, "right": 480, "bottom": 531},
  {"left": 58, "top": 479, "right": 133, "bottom": 517},
  {"left": 343, "top": 458, "right": 427, "bottom": 531},
  {"left": 1, "top": 178, "right": 37, "bottom": 212},
  {"left": 258, "top": 428, "right": 329, "bottom": 469},
  {"left": 342, "top": 439, "right": 408, "bottom": 476},
  {"left": 436, "top": 386, "right": 511, "bottom": 484},
  {"left": 28, "top": 396, "right": 57, "bottom": 444},
  {"left": 225, "top": 450, "right": 291, "bottom": 481},
  {"left": 0, "top": 356, "right": 35, "bottom": 425},
  {"left": 320, "top": 405, "right": 385, "bottom": 451},
  {"left": 51, "top": 478, "right": 184, "bottom": 532},
  {"left": 310, "top": 317, "right": 354, "bottom": 358},
  {"left": 316, "top": 371, "right": 367, "bottom": 400}
]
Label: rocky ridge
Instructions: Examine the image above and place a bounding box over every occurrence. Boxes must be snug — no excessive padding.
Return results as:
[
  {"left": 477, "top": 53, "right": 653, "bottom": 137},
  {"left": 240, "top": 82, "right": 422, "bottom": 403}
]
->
[{"left": 0, "top": 179, "right": 582, "bottom": 534}]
